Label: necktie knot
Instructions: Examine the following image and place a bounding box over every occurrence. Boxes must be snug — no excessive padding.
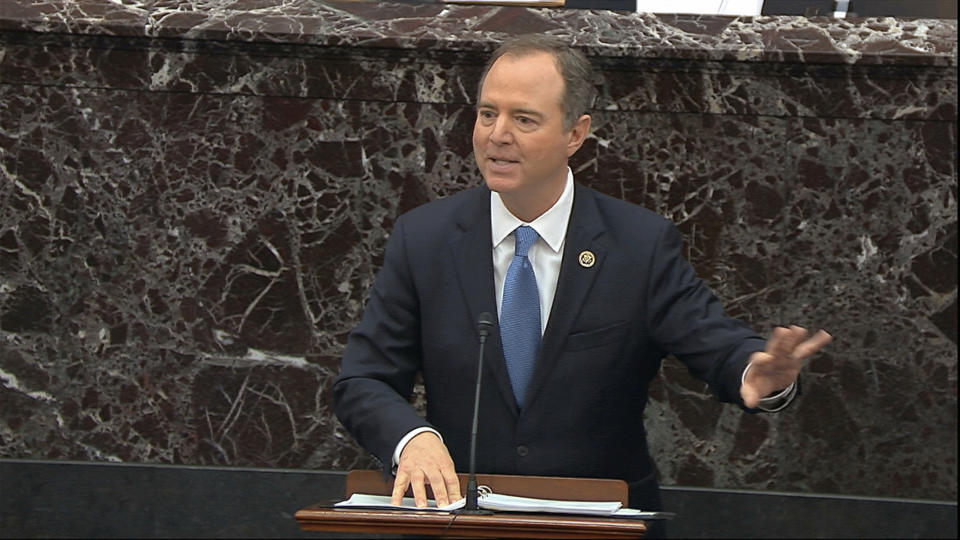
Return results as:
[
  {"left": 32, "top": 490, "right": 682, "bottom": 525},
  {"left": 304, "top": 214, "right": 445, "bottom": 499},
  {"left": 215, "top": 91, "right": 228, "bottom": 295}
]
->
[{"left": 514, "top": 225, "right": 538, "bottom": 257}]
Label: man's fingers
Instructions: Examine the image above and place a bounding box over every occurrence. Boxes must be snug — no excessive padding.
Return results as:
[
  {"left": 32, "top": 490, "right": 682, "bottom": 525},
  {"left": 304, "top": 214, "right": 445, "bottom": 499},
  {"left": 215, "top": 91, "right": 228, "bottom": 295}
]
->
[
  {"left": 794, "top": 330, "right": 833, "bottom": 360},
  {"left": 390, "top": 472, "right": 410, "bottom": 506},
  {"left": 410, "top": 470, "right": 429, "bottom": 508},
  {"left": 741, "top": 383, "right": 760, "bottom": 409},
  {"left": 779, "top": 326, "right": 808, "bottom": 355},
  {"left": 766, "top": 327, "right": 792, "bottom": 358},
  {"left": 436, "top": 464, "right": 463, "bottom": 506},
  {"left": 426, "top": 469, "right": 450, "bottom": 507},
  {"left": 765, "top": 327, "right": 832, "bottom": 365},
  {"left": 446, "top": 473, "right": 463, "bottom": 503}
]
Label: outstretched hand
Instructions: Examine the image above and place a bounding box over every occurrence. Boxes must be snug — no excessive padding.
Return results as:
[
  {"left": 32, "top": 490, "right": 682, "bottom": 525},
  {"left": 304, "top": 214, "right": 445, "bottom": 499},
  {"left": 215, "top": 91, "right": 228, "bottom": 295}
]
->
[
  {"left": 741, "top": 325, "right": 833, "bottom": 408},
  {"left": 391, "top": 431, "right": 462, "bottom": 508}
]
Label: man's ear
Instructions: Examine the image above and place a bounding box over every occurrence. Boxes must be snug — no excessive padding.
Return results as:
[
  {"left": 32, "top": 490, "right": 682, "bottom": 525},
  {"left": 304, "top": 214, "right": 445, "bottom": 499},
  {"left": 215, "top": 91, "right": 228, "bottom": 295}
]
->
[{"left": 566, "top": 114, "right": 592, "bottom": 157}]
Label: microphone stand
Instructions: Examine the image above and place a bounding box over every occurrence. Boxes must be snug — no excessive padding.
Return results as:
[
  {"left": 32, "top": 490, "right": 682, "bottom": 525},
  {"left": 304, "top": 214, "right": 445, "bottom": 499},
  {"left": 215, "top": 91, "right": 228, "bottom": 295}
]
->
[{"left": 457, "top": 312, "right": 494, "bottom": 515}]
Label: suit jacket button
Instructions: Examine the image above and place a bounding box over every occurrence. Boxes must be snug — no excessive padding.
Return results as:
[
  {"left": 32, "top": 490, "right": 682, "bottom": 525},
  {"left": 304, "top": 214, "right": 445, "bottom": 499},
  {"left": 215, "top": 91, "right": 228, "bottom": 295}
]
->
[{"left": 516, "top": 445, "right": 529, "bottom": 457}]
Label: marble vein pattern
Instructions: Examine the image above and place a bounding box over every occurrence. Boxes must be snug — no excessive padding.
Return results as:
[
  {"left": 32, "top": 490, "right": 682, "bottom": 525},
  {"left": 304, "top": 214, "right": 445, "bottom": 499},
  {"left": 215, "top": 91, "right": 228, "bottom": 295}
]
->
[{"left": 0, "top": 0, "right": 956, "bottom": 500}]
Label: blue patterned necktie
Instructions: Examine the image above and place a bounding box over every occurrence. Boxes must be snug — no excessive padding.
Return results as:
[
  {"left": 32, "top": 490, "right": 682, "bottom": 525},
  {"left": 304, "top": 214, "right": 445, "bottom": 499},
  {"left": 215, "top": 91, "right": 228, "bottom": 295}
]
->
[{"left": 500, "top": 225, "right": 541, "bottom": 409}]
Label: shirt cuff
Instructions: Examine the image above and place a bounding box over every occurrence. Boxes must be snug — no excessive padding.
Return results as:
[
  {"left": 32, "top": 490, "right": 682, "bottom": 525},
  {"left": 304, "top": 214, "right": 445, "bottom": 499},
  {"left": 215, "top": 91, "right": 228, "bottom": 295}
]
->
[
  {"left": 741, "top": 363, "right": 798, "bottom": 412},
  {"left": 392, "top": 427, "right": 443, "bottom": 472}
]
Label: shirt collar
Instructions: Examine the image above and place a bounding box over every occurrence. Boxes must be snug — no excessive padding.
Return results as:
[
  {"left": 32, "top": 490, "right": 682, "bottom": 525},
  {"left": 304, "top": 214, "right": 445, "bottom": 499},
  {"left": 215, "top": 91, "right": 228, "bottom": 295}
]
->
[{"left": 491, "top": 168, "right": 574, "bottom": 254}]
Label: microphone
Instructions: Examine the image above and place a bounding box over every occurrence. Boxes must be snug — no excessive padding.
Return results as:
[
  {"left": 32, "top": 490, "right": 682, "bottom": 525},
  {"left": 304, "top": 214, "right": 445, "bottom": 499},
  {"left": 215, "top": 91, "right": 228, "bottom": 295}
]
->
[
  {"left": 476, "top": 312, "right": 494, "bottom": 342},
  {"left": 459, "top": 312, "right": 495, "bottom": 514}
]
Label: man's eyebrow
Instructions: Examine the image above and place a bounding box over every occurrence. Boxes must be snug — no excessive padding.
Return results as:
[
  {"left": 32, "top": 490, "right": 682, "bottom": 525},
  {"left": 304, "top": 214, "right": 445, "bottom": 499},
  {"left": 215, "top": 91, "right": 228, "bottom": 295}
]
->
[
  {"left": 511, "top": 107, "right": 543, "bottom": 118},
  {"left": 476, "top": 103, "right": 543, "bottom": 117}
]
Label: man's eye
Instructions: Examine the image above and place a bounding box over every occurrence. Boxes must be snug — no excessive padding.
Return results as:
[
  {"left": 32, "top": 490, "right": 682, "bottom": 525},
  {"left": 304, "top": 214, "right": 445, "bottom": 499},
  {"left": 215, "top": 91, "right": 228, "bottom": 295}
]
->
[{"left": 517, "top": 117, "right": 536, "bottom": 127}]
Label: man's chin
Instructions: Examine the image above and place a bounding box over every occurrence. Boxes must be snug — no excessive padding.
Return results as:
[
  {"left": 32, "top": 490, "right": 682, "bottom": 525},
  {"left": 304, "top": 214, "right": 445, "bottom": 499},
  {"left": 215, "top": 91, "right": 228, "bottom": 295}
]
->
[{"left": 482, "top": 173, "right": 521, "bottom": 194}]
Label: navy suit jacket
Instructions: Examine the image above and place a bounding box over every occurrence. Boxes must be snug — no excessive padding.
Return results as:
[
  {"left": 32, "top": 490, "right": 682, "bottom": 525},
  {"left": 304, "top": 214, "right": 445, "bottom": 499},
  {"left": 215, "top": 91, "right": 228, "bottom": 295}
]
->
[{"left": 333, "top": 183, "right": 765, "bottom": 510}]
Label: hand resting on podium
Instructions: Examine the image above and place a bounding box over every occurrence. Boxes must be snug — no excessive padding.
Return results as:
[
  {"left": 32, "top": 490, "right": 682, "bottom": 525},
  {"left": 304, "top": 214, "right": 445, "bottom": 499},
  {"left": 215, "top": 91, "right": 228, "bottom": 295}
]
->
[{"left": 391, "top": 431, "right": 461, "bottom": 508}]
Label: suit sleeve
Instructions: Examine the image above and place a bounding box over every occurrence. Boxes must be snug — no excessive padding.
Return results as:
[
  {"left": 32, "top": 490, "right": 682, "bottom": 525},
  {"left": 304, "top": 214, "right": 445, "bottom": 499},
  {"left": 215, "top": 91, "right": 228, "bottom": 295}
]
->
[
  {"left": 332, "top": 216, "right": 434, "bottom": 468},
  {"left": 644, "top": 222, "right": 765, "bottom": 405}
]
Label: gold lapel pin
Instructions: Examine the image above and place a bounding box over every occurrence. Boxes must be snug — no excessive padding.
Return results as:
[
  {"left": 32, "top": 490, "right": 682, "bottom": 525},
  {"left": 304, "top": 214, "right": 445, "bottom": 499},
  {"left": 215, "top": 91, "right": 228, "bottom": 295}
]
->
[{"left": 578, "top": 250, "right": 595, "bottom": 268}]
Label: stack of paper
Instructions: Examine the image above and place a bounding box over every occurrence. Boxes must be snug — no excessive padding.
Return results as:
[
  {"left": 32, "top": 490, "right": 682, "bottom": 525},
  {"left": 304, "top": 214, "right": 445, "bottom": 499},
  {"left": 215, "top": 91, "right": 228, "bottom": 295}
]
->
[{"left": 334, "top": 491, "right": 673, "bottom": 519}]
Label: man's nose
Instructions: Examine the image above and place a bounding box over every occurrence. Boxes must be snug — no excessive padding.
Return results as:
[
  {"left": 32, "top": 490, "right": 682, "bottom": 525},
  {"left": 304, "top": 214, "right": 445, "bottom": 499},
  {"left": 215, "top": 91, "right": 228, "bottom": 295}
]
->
[{"left": 490, "top": 116, "right": 513, "bottom": 144}]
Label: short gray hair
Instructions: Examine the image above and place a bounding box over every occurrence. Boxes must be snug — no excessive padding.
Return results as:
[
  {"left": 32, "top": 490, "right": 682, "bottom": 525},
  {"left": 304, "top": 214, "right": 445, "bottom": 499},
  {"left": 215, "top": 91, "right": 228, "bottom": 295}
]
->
[{"left": 477, "top": 34, "right": 596, "bottom": 131}]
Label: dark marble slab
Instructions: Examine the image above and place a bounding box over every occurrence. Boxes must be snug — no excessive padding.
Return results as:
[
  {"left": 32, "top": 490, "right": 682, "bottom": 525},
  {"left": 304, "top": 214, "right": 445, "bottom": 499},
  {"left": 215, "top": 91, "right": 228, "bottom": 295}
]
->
[
  {"left": 1, "top": 0, "right": 956, "bottom": 65},
  {"left": 0, "top": 0, "right": 956, "bottom": 502},
  {"left": 0, "top": 460, "right": 351, "bottom": 538}
]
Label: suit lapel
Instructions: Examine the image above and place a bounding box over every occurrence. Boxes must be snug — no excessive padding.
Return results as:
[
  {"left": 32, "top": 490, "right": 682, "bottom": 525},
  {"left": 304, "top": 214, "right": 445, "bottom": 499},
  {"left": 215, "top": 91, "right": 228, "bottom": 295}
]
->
[
  {"left": 449, "top": 188, "right": 519, "bottom": 415},
  {"left": 525, "top": 185, "right": 607, "bottom": 410}
]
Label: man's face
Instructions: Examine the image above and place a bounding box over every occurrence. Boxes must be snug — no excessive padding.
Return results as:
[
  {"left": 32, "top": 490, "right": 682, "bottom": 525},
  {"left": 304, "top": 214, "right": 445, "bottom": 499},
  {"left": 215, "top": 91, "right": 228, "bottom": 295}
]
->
[{"left": 473, "top": 51, "right": 589, "bottom": 221}]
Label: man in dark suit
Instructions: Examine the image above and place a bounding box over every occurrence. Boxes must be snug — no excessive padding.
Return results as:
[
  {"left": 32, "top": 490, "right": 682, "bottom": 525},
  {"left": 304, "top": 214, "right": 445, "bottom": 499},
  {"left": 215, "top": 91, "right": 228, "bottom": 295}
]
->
[{"left": 333, "top": 34, "right": 832, "bottom": 518}]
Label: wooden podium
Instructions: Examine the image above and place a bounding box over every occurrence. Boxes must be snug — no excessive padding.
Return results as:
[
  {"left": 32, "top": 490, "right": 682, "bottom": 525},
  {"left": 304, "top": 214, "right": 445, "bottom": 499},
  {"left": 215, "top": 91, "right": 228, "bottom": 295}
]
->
[{"left": 294, "top": 470, "right": 647, "bottom": 538}]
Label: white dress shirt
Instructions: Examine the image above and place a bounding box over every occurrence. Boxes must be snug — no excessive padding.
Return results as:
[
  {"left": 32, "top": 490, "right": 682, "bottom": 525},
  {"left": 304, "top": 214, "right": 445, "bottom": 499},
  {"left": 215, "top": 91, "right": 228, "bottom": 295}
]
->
[{"left": 490, "top": 168, "right": 574, "bottom": 334}]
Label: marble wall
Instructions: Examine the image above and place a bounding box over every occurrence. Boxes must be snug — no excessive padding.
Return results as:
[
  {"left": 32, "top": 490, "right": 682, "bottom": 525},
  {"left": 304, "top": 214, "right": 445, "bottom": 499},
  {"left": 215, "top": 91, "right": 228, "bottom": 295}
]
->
[{"left": 1, "top": 0, "right": 956, "bottom": 501}]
